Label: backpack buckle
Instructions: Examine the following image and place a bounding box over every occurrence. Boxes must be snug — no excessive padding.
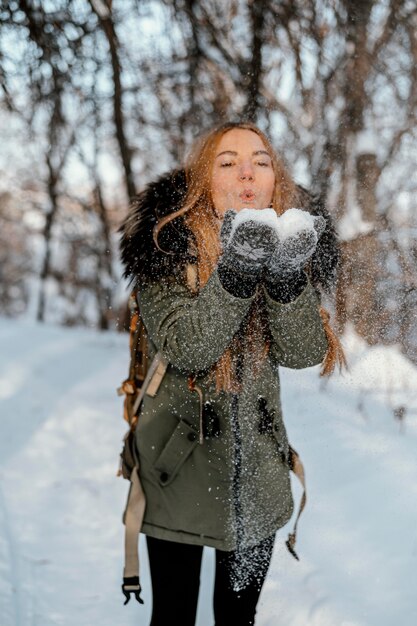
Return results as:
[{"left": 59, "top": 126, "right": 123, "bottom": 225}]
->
[{"left": 122, "top": 576, "right": 144, "bottom": 605}]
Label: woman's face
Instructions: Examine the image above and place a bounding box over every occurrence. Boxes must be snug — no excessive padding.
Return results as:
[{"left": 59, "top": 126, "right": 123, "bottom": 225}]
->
[{"left": 211, "top": 128, "right": 276, "bottom": 218}]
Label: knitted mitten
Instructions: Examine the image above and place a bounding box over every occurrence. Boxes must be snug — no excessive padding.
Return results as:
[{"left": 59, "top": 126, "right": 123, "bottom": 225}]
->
[
  {"left": 264, "top": 210, "right": 325, "bottom": 303},
  {"left": 218, "top": 209, "right": 278, "bottom": 298}
]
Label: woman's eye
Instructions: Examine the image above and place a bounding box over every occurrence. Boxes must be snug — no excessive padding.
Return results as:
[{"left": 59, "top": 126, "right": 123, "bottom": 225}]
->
[
  {"left": 256, "top": 161, "right": 270, "bottom": 167},
  {"left": 220, "top": 162, "right": 234, "bottom": 167}
]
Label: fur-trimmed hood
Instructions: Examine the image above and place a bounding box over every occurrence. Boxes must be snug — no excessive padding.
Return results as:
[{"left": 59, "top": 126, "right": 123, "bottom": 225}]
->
[{"left": 119, "top": 169, "right": 339, "bottom": 293}]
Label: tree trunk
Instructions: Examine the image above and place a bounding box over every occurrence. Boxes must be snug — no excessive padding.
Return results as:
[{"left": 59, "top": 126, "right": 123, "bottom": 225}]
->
[
  {"left": 90, "top": 0, "right": 136, "bottom": 200},
  {"left": 243, "top": 0, "right": 265, "bottom": 121},
  {"left": 37, "top": 159, "right": 58, "bottom": 322}
]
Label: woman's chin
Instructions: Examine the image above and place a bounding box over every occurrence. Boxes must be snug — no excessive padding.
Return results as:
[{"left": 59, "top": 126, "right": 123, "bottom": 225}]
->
[{"left": 235, "top": 201, "right": 260, "bottom": 212}]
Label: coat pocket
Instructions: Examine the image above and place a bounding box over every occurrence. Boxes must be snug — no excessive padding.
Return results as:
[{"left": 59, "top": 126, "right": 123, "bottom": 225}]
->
[{"left": 153, "top": 418, "right": 200, "bottom": 487}]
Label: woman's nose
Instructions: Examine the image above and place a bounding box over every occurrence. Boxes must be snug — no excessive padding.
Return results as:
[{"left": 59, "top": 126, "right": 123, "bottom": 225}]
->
[{"left": 238, "top": 162, "right": 254, "bottom": 181}]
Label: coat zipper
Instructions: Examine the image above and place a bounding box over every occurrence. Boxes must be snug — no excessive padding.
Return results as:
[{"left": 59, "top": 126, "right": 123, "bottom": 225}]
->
[
  {"left": 230, "top": 392, "right": 243, "bottom": 545},
  {"left": 187, "top": 374, "right": 204, "bottom": 445},
  {"left": 231, "top": 350, "right": 244, "bottom": 546}
]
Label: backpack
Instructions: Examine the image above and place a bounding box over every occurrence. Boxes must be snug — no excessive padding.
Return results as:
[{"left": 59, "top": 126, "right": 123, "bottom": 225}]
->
[
  {"left": 117, "top": 283, "right": 307, "bottom": 605},
  {"left": 117, "top": 291, "right": 149, "bottom": 429},
  {"left": 117, "top": 291, "right": 168, "bottom": 604}
]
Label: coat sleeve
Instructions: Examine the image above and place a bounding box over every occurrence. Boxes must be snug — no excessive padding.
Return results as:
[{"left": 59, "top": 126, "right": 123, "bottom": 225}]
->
[
  {"left": 136, "top": 269, "right": 256, "bottom": 373},
  {"left": 262, "top": 280, "right": 328, "bottom": 369}
]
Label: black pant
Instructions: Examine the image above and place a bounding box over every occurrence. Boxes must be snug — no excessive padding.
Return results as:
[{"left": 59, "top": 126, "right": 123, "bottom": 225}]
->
[{"left": 146, "top": 534, "right": 275, "bottom": 626}]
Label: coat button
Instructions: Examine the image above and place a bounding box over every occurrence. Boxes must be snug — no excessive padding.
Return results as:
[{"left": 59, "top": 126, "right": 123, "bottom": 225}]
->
[
  {"left": 160, "top": 472, "right": 169, "bottom": 483},
  {"left": 187, "top": 432, "right": 197, "bottom": 442}
]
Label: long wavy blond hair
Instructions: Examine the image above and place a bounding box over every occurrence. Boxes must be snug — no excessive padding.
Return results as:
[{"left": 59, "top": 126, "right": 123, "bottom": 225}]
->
[{"left": 154, "top": 122, "right": 345, "bottom": 392}]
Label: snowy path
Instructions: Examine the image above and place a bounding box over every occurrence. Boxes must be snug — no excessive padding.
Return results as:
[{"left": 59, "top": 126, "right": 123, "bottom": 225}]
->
[{"left": 1, "top": 317, "right": 417, "bottom": 625}]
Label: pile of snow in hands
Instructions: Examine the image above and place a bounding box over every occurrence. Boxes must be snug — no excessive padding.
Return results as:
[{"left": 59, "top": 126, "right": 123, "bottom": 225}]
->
[{"left": 229, "top": 207, "right": 318, "bottom": 242}]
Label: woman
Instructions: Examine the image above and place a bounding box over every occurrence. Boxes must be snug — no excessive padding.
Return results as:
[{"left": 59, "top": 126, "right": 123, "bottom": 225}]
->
[{"left": 119, "top": 122, "right": 343, "bottom": 625}]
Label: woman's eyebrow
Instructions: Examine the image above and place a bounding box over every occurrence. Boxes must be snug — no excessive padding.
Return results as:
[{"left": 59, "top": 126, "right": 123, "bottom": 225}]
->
[
  {"left": 216, "top": 150, "right": 237, "bottom": 158},
  {"left": 253, "top": 150, "right": 271, "bottom": 157},
  {"left": 215, "top": 150, "right": 271, "bottom": 158}
]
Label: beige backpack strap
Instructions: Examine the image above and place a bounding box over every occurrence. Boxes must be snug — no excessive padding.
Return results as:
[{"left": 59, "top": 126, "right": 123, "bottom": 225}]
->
[
  {"left": 131, "top": 351, "right": 168, "bottom": 416},
  {"left": 186, "top": 262, "right": 199, "bottom": 292},
  {"left": 285, "top": 445, "right": 307, "bottom": 560},
  {"left": 122, "top": 463, "right": 146, "bottom": 604},
  {"left": 121, "top": 350, "right": 168, "bottom": 605}
]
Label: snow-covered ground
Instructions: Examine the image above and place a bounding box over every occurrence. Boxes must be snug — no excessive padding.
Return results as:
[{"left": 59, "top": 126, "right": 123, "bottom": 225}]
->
[{"left": 1, "top": 316, "right": 417, "bottom": 626}]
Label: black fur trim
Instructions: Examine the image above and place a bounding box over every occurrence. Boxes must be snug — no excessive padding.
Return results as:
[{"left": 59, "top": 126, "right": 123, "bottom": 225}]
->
[
  {"left": 118, "top": 170, "right": 195, "bottom": 288},
  {"left": 118, "top": 170, "right": 340, "bottom": 293}
]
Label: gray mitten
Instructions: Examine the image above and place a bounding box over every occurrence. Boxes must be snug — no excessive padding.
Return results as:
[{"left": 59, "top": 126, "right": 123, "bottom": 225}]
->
[
  {"left": 264, "top": 209, "right": 325, "bottom": 302},
  {"left": 265, "top": 209, "right": 325, "bottom": 278},
  {"left": 218, "top": 209, "right": 278, "bottom": 297}
]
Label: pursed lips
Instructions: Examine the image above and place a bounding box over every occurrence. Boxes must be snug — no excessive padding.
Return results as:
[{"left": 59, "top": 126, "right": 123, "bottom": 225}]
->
[{"left": 239, "top": 190, "right": 256, "bottom": 201}]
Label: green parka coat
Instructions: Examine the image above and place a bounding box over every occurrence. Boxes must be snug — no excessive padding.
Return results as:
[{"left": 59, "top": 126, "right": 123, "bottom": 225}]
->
[
  {"left": 119, "top": 169, "right": 339, "bottom": 553},
  {"left": 135, "top": 269, "right": 327, "bottom": 551}
]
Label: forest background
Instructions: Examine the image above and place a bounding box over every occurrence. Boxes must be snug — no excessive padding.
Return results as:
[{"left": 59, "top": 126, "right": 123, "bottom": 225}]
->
[{"left": 1, "top": 0, "right": 416, "bottom": 365}]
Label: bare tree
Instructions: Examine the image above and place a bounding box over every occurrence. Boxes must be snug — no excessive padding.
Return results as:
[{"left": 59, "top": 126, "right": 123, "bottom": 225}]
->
[
  {"left": 0, "top": 0, "right": 416, "bottom": 358},
  {"left": 89, "top": 0, "right": 136, "bottom": 200}
]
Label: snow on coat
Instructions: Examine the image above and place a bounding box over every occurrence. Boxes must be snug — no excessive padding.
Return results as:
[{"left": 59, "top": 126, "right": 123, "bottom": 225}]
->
[{"left": 118, "top": 170, "right": 338, "bottom": 557}]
